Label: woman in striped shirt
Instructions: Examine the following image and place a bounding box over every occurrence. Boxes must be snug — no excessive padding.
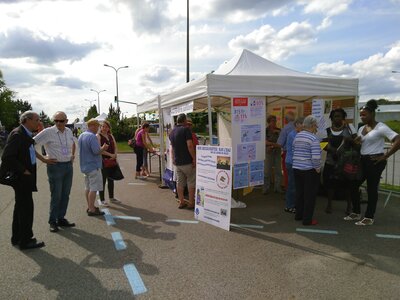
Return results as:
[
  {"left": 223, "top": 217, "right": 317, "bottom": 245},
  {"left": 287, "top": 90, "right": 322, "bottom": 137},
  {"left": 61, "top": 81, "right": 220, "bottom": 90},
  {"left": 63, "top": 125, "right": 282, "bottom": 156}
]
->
[{"left": 292, "top": 115, "right": 321, "bottom": 225}]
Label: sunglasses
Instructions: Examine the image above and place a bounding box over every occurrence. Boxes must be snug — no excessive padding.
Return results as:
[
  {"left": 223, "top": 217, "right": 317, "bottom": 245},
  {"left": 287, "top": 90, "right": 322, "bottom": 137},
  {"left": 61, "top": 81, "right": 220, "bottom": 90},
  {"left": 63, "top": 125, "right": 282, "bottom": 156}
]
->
[{"left": 54, "top": 120, "right": 66, "bottom": 123}]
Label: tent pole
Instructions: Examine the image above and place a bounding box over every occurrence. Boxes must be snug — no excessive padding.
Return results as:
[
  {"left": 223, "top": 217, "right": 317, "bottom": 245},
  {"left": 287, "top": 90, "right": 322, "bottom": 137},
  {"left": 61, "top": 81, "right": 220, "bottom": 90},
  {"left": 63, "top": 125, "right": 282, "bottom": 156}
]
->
[
  {"left": 158, "top": 95, "right": 165, "bottom": 182},
  {"left": 207, "top": 95, "right": 213, "bottom": 145}
]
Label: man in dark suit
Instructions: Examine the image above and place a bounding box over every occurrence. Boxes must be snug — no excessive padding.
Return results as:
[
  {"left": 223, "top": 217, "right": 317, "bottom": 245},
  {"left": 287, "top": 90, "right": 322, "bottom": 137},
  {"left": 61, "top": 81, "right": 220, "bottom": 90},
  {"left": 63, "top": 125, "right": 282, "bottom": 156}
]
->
[{"left": 0, "top": 111, "right": 45, "bottom": 250}]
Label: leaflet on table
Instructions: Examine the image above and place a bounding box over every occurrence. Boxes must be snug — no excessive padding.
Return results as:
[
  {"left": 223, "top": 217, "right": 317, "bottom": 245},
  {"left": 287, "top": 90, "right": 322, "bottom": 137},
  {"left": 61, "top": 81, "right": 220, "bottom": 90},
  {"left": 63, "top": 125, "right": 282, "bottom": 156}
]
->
[
  {"left": 241, "top": 124, "right": 261, "bottom": 143},
  {"left": 233, "top": 163, "right": 249, "bottom": 189},
  {"left": 195, "top": 146, "right": 232, "bottom": 231}
]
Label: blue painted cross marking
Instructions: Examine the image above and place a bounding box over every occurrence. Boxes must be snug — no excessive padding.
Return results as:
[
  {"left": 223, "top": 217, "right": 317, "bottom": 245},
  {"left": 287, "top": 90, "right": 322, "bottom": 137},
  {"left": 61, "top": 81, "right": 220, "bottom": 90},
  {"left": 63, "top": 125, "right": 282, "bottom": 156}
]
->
[
  {"left": 123, "top": 264, "right": 147, "bottom": 295},
  {"left": 296, "top": 228, "right": 338, "bottom": 235},
  {"left": 101, "top": 208, "right": 116, "bottom": 225},
  {"left": 111, "top": 232, "right": 127, "bottom": 250}
]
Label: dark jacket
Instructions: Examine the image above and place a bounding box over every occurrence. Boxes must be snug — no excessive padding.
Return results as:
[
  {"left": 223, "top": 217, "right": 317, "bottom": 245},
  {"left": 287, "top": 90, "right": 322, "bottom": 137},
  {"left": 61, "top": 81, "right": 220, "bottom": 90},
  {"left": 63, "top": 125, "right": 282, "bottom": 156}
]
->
[{"left": 0, "top": 125, "right": 37, "bottom": 191}]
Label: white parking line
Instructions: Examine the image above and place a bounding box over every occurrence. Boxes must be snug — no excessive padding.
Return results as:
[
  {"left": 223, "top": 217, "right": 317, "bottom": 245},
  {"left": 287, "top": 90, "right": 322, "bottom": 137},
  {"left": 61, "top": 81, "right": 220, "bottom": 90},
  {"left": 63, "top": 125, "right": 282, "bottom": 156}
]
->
[
  {"left": 376, "top": 234, "right": 400, "bottom": 239},
  {"left": 296, "top": 228, "right": 338, "bottom": 235},
  {"left": 166, "top": 219, "right": 199, "bottom": 224},
  {"left": 230, "top": 223, "right": 264, "bottom": 229},
  {"left": 114, "top": 216, "right": 142, "bottom": 221}
]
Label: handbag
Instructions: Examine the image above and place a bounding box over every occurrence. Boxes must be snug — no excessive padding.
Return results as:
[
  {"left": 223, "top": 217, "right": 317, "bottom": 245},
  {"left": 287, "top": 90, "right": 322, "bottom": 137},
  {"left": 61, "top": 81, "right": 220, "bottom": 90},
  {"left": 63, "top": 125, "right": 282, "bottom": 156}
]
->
[
  {"left": 0, "top": 171, "right": 18, "bottom": 187},
  {"left": 128, "top": 137, "right": 136, "bottom": 149},
  {"left": 107, "top": 164, "right": 124, "bottom": 181},
  {"left": 103, "top": 158, "right": 117, "bottom": 168},
  {"left": 336, "top": 146, "right": 362, "bottom": 181}
]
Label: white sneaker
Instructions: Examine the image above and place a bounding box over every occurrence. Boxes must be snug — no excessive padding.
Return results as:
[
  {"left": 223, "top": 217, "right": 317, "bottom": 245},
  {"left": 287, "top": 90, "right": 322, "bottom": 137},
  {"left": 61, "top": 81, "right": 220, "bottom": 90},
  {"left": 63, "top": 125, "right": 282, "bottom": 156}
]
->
[
  {"left": 355, "top": 217, "right": 374, "bottom": 226},
  {"left": 110, "top": 198, "right": 121, "bottom": 204},
  {"left": 100, "top": 201, "right": 109, "bottom": 207},
  {"left": 343, "top": 213, "right": 361, "bottom": 221}
]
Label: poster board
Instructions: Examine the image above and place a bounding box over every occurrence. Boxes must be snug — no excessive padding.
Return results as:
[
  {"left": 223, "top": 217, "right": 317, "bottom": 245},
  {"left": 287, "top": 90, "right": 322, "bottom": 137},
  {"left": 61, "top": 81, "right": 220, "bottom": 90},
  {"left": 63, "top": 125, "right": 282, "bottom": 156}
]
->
[
  {"left": 195, "top": 146, "right": 232, "bottom": 231},
  {"left": 231, "top": 96, "right": 266, "bottom": 189},
  {"left": 312, "top": 99, "right": 331, "bottom": 139}
]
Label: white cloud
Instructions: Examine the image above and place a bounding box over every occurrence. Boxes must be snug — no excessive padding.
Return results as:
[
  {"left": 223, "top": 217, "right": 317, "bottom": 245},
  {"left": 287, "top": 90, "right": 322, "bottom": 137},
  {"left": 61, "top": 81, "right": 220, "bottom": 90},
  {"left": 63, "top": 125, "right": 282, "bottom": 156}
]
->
[
  {"left": 299, "top": 0, "right": 353, "bottom": 17},
  {"left": 229, "top": 21, "right": 316, "bottom": 61},
  {"left": 193, "top": 45, "right": 212, "bottom": 59},
  {"left": 312, "top": 41, "right": 400, "bottom": 100}
]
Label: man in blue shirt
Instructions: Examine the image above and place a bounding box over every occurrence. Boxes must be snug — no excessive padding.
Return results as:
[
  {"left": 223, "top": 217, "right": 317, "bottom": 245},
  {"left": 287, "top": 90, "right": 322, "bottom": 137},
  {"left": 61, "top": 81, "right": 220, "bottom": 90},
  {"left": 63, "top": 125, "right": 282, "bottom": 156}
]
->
[
  {"left": 78, "top": 119, "right": 108, "bottom": 216},
  {"left": 277, "top": 111, "right": 295, "bottom": 190}
]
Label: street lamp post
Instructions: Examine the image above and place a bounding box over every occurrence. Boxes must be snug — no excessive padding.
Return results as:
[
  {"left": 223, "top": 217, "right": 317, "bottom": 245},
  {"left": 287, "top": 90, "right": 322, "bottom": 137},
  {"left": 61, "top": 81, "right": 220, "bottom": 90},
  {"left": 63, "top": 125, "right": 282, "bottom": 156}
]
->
[
  {"left": 103, "top": 64, "right": 129, "bottom": 111},
  {"left": 84, "top": 98, "right": 96, "bottom": 108},
  {"left": 90, "top": 89, "right": 106, "bottom": 114}
]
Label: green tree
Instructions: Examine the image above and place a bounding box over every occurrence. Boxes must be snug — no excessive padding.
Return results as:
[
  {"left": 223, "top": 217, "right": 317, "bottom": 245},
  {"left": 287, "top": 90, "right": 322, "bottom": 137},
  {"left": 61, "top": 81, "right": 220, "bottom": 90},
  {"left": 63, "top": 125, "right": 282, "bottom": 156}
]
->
[
  {"left": 39, "top": 110, "right": 52, "bottom": 126},
  {"left": 85, "top": 105, "right": 98, "bottom": 121}
]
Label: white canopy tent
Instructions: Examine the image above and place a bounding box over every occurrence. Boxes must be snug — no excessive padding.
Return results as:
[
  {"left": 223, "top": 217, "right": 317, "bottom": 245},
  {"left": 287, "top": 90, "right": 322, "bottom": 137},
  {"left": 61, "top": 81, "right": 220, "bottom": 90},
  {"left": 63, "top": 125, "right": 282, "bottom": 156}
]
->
[
  {"left": 95, "top": 113, "right": 108, "bottom": 121},
  {"left": 138, "top": 49, "right": 358, "bottom": 115},
  {"left": 137, "top": 49, "right": 359, "bottom": 181}
]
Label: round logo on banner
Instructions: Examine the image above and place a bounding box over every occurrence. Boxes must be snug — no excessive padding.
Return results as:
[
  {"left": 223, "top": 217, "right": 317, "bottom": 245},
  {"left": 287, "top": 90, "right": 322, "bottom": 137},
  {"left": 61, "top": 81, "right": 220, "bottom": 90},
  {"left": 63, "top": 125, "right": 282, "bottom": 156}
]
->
[{"left": 216, "top": 170, "right": 230, "bottom": 189}]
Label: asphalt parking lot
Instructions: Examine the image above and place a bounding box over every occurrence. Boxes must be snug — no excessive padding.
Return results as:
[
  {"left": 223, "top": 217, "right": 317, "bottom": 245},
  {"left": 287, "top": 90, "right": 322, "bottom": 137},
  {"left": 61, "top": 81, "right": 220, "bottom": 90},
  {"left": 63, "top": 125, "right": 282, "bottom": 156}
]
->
[{"left": 1, "top": 153, "right": 399, "bottom": 299}]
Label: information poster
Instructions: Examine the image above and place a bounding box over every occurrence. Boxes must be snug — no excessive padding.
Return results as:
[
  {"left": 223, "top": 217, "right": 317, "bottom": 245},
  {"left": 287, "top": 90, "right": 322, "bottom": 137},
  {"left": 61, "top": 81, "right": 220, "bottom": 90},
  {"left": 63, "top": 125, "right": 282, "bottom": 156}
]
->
[
  {"left": 233, "top": 163, "right": 249, "bottom": 189},
  {"left": 231, "top": 96, "right": 266, "bottom": 190},
  {"left": 249, "top": 160, "right": 264, "bottom": 186},
  {"left": 195, "top": 146, "right": 232, "bottom": 231},
  {"left": 312, "top": 99, "right": 330, "bottom": 139}
]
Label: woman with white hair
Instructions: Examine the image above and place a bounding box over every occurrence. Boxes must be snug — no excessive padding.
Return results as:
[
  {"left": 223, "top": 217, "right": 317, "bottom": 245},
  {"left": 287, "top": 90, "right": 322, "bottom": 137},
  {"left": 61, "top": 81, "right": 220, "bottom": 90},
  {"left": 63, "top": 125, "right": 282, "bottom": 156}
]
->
[{"left": 292, "top": 115, "right": 321, "bottom": 225}]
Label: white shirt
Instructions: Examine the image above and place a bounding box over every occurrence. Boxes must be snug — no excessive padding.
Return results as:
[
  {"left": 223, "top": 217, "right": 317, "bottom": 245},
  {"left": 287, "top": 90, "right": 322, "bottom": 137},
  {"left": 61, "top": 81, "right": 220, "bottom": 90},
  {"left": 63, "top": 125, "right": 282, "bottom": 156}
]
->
[
  {"left": 34, "top": 126, "right": 75, "bottom": 162},
  {"left": 358, "top": 122, "right": 398, "bottom": 155},
  {"left": 330, "top": 124, "right": 357, "bottom": 136}
]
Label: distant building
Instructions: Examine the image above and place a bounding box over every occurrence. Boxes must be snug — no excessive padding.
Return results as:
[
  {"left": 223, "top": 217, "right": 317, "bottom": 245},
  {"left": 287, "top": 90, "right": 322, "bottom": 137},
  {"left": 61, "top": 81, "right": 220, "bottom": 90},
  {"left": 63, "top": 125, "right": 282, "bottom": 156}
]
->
[{"left": 358, "top": 103, "right": 400, "bottom": 122}]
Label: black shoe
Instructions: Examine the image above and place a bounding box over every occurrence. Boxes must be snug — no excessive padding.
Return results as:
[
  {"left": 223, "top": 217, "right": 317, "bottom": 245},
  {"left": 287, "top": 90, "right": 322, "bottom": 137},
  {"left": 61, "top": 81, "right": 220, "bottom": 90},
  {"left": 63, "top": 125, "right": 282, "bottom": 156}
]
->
[
  {"left": 57, "top": 218, "right": 76, "bottom": 227},
  {"left": 19, "top": 240, "right": 45, "bottom": 250},
  {"left": 11, "top": 237, "right": 19, "bottom": 246},
  {"left": 49, "top": 223, "right": 59, "bottom": 233}
]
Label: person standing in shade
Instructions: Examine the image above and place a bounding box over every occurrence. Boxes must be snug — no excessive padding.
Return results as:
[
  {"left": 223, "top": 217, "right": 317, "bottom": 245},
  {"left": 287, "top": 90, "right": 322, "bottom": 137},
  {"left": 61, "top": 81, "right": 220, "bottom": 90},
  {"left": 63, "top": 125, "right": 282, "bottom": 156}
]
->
[
  {"left": 345, "top": 100, "right": 400, "bottom": 225},
  {"left": 263, "top": 115, "right": 282, "bottom": 194},
  {"left": 78, "top": 119, "right": 108, "bottom": 216},
  {"left": 322, "top": 108, "right": 358, "bottom": 215},
  {"left": 169, "top": 113, "right": 196, "bottom": 209},
  {"left": 0, "top": 111, "right": 45, "bottom": 250},
  {"left": 134, "top": 123, "right": 151, "bottom": 179},
  {"left": 277, "top": 111, "right": 296, "bottom": 191},
  {"left": 34, "top": 111, "right": 76, "bottom": 232},
  {"left": 284, "top": 117, "right": 304, "bottom": 213},
  {"left": 292, "top": 115, "right": 321, "bottom": 226}
]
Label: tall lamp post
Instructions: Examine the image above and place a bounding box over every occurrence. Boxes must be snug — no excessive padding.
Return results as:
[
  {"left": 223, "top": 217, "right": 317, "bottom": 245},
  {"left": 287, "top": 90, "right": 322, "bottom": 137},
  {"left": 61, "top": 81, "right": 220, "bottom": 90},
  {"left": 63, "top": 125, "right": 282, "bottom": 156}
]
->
[
  {"left": 103, "top": 64, "right": 129, "bottom": 111},
  {"left": 90, "top": 89, "right": 106, "bottom": 114},
  {"left": 186, "top": 0, "right": 189, "bottom": 83}
]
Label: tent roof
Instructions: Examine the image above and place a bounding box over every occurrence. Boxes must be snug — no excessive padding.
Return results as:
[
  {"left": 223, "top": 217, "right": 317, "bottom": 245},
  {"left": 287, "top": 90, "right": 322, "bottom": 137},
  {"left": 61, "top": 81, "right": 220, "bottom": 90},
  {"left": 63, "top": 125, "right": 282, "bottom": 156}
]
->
[
  {"left": 95, "top": 113, "right": 108, "bottom": 121},
  {"left": 138, "top": 49, "right": 358, "bottom": 113}
]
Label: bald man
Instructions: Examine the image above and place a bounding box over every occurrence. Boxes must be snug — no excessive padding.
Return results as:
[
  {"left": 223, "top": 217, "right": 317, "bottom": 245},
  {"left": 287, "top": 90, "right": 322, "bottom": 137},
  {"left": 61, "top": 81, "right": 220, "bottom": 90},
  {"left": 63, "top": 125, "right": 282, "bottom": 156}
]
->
[{"left": 34, "top": 111, "right": 76, "bottom": 232}]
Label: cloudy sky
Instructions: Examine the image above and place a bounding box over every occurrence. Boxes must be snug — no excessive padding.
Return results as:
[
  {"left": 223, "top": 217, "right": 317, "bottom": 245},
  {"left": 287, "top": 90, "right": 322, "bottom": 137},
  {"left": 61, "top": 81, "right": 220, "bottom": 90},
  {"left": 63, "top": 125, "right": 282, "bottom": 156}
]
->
[{"left": 1, "top": 0, "right": 400, "bottom": 121}]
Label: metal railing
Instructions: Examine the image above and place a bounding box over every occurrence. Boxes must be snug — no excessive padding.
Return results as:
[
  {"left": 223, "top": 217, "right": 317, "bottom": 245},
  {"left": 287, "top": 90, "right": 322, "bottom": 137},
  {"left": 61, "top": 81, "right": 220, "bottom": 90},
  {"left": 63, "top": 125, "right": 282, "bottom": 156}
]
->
[{"left": 381, "top": 144, "right": 399, "bottom": 188}]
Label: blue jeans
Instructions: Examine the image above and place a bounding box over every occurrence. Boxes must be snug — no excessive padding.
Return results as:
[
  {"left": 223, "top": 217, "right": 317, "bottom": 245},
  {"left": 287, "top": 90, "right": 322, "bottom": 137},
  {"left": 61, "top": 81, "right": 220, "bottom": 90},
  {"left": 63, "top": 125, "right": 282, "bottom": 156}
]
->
[
  {"left": 285, "top": 163, "right": 295, "bottom": 209},
  {"left": 47, "top": 161, "right": 73, "bottom": 224}
]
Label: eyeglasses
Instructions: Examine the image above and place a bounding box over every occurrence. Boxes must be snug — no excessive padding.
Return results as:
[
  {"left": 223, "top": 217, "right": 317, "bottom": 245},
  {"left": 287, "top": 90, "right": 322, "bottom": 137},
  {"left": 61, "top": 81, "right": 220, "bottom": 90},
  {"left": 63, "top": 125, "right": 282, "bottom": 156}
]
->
[{"left": 54, "top": 120, "right": 66, "bottom": 123}]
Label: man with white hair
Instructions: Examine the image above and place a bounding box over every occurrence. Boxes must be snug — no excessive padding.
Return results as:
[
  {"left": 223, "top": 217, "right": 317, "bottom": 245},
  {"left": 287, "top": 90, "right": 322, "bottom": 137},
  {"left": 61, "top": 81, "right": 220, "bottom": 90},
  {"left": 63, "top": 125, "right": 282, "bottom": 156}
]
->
[
  {"left": 0, "top": 111, "right": 45, "bottom": 250},
  {"left": 34, "top": 111, "right": 76, "bottom": 233}
]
